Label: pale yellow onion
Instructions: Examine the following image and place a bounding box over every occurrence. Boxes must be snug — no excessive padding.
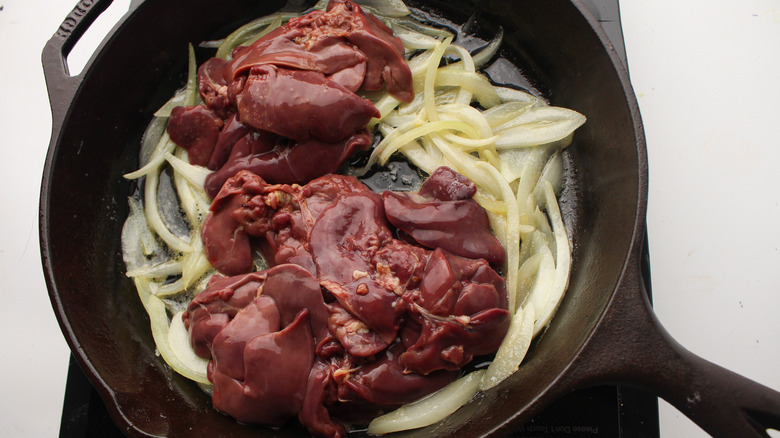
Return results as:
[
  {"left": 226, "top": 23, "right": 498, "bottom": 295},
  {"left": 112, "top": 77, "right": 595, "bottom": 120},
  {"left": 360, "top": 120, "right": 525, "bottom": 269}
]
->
[
  {"left": 532, "top": 181, "right": 572, "bottom": 336},
  {"left": 479, "top": 304, "right": 535, "bottom": 390},
  {"left": 138, "top": 116, "right": 168, "bottom": 166},
  {"left": 407, "top": 48, "right": 436, "bottom": 77},
  {"left": 524, "top": 247, "right": 555, "bottom": 324},
  {"left": 215, "top": 13, "right": 297, "bottom": 59},
  {"left": 392, "top": 22, "right": 439, "bottom": 50},
  {"left": 435, "top": 69, "right": 500, "bottom": 108},
  {"left": 494, "top": 106, "right": 586, "bottom": 149},
  {"left": 368, "top": 93, "right": 402, "bottom": 127},
  {"left": 495, "top": 86, "right": 544, "bottom": 105},
  {"left": 123, "top": 133, "right": 176, "bottom": 180},
  {"left": 483, "top": 100, "right": 535, "bottom": 129},
  {"left": 423, "top": 37, "right": 453, "bottom": 122},
  {"left": 535, "top": 150, "right": 564, "bottom": 197},
  {"left": 165, "top": 152, "right": 212, "bottom": 191},
  {"left": 381, "top": 112, "right": 417, "bottom": 128},
  {"left": 397, "top": 142, "right": 439, "bottom": 174},
  {"left": 512, "top": 147, "right": 552, "bottom": 210},
  {"left": 168, "top": 310, "right": 210, "bottom": 382},
  {"left": 151, "top": 278, "right": 185, "bottom": 298},
  {"left": 367, "top": 370, "right": 484, "bottom": 435},
  {"left": 485, "top": 208, "right": 507, "bottom": 248},
  {"left": 438, "top": 103, "right": 493, "bottom": 137},
  {"left": 441, "top": 132, "right": 499, "bottom": 150},
  {"left": 352, "top": 0, "right": 411, "bottom": 18},
  {"left": 494, "top": 148, "right": 531, "bottom": 184},
  {"left": 442, "top": 44, "right": 475, "bottom": 105},
  {"left": 378, "top": 119, "right": 480, "bottom": 165},
  {"left": 126, "top": 259, "right": 183, "bottom": 280},
  {"left": 471, "top": 26, "right": 503, "bottom": 68},
  {"left": 515, "top": 229, "right": 550, "bottom": 307},
  {"left": 517, "top": 227, "right": 549, "bottom": 269},
  {"left": 418, "top": 134, "right": 446, "bottom": 167},
  {"left": 438, "top": 27, "right": 504, "bottom": 72},
  {"left": 478, "top": 148, "right": 504, "bottom": 175},
  {"left": 493, "top": 105, "right": 581, "bottom": 133},
  {"left": 170, "top": 153, "right": 201, "bottom": 225},
  {"left": 135, "top": 278, "right": 210, "bottom": 384},
  {"left": 389, "top": 16, "right": 454, "bottom": 39},
  {"left": 127, "top": 197, "right": 161, "bottom": 258},
  {"left": 473, "top": 192, "right": 507, "bottom": 215},
  {"left": 533, "top": 205, "right": 553, "bottom": 243},
  {"left": 475, "top": 161, "right": 522, "bottom": 310},
  {"left": 181, "top": 235, "right": 214, "bottom": 289},
  {"left": 152, "top": 90, "right": 186, "bottom": 120},
  {"left": 143, "top": 166, "right": 193, "bottom": 253},
  {"left": 515, "top": 252, "right": 544, "bottom": 310}
]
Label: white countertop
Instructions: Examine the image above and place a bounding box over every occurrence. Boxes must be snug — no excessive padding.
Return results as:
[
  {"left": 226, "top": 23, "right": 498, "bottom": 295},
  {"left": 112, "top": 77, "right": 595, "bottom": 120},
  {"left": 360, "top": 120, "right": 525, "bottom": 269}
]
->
[{"left": 1, "top": 1, "right": 778, "bottom": 436}]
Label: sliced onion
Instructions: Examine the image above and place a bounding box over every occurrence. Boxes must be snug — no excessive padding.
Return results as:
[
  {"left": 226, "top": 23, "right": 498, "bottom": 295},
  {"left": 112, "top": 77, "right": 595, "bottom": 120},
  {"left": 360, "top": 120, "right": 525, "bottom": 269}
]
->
[
  {"left": 476, "top": 161, "right": 522, "bottom": 310},
  {"left": 424, "top": 37, "right": 453, "bottom": 122},
  {"left": 524, "top": 245, "right": 555, "bottom": 323},
  {"left": 471, "top": 26, "right": 504, "bottom": 68},
  {"left": 139, "top": 118, "right": 171, "bottom": 171},
  {"left": 168, "top": 310, "right": 210, "bottom": 382},
  {"left": 180, "top": 236, "right": 213, "bottom": 289},
  {"left": 216, "top": 13, "right": 298, "bottom": 59},
  {"left": 535, "top": 150, "right": 564, "bottom": 197},
  {"left": 123, "top": 133, "right": 175, "bottom": 180},
  {"left": 135, "top": 278, "right": 210, "bottom": 384},
  {"left": 435, "top": 69, "right": 500, "bottom": 108},
  {"left": 480, "top": 304, "right": 535, "bottom": 390},
  {"left": 397, "top": 142, "right": 438, "bottom": 174},
  {"left": 532, "top": 181, "right": 572, "bottom": 336},
  {"left": 143, "top": 166, "right": 193, "bottom": 253},
  {"left": 126, "top": 259, "right": 182, "bottom": 279},
  {"left": 494, "top": 106, "right": 586, "bottom": 149},
  {"left": 389, "top": 17, "right": 455, "bottom": 39},
  {"left": 392, "top": 22, "right": 439, "bottom": 50},
  {"left": 373, "top": 119, "right": 480, "bottom": 167},
  {"left": 353, "top": 0, "right": 411, "bottom": 18},
  {"left": 165, "top": 152, "right": 212, "bottom": 190},
  {"left": 153, "top": 90, "right": 187, "bottom": 119},
  {"left": 495, "top": 86, "right": 544, "bottom": 105},
  {"left": 367, "top": 370, "right": 484, "bottom": 435},
  {"left": 483, "top": 101, "right": 535, "bottom": 129}
]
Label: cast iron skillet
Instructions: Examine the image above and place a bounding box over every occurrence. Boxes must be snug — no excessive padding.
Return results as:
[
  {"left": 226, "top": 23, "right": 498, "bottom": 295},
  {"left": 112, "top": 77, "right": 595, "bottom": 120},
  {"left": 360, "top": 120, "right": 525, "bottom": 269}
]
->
[{"left": 40, "top": 0, "right": 780, "bottom": 436}]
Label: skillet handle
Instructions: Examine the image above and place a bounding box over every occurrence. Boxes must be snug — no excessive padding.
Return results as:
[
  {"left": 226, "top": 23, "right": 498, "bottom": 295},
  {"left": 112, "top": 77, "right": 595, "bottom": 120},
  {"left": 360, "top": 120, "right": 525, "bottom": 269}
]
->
[
  {"left": 567, "top": 241, "right": 780, "bottom": 437},
  {"left": 41, "top": 0, "right": 116, "bottom": 131}
]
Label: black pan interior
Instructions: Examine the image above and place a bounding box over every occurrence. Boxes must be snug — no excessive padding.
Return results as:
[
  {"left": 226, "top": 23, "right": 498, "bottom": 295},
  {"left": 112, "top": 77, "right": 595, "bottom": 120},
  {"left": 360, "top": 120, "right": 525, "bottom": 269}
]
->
[{"left": 40, "top": 0, "right": 644, "bottom": 436}]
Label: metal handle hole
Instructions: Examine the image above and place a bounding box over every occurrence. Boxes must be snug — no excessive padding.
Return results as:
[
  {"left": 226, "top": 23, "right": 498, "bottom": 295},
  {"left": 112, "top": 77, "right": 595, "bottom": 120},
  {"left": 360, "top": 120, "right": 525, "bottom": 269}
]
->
[{"left": 66, "top": 0, "right": 131, "bottom": 76}]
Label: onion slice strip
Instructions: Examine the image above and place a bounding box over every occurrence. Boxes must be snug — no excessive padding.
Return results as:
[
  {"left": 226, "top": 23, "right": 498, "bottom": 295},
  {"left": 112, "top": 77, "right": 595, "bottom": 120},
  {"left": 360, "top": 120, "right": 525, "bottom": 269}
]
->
[
  {"left": 135, "top": 277, "right": 209, "bottom": 384},
  {"left": 480, "top": 304, "right": 535, "bottom": 390},
  {"left": 367, "top": 370, "right": 484, "bottom": 435},
  {"left": 531, "top": 181, "right": 572, "bottom": 335}
]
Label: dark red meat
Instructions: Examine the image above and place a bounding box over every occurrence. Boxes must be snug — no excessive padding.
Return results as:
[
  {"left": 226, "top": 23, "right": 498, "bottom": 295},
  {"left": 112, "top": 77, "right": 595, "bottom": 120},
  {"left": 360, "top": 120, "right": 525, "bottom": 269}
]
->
[
  {"left": 202, "top": 126, "right": 372, "bottom": 198},
  {"left": 167, "top": 0, "right": 413, "bottom": 196},
  {"left": 191, "top": 168, "right": 510, "bottom": 436},
  {"left": 383, "top": 166, "right": 507, "bottom": 265},
  {"left": 165, "top": 105, "right": 224, "bottom": 167},
  {"left": 235, "top": 64, "right": 379, "bottom": 142}
]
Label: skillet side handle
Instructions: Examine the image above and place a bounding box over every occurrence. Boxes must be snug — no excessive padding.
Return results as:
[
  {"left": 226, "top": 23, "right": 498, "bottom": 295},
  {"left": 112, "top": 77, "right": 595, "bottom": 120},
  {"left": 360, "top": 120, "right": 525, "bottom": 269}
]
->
[
  {"left": 41, "top": 0, "right": 114, "bottom": 132},
  {"left": 568, "top": 244, "right": 780, "bottom": 438}
]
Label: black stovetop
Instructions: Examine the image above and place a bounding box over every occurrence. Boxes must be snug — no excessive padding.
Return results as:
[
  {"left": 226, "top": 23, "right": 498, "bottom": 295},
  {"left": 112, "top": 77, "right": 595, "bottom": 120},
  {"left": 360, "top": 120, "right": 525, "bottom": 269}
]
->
[{"left": 58, "top": 1, "right": 659, "bottom": 437}]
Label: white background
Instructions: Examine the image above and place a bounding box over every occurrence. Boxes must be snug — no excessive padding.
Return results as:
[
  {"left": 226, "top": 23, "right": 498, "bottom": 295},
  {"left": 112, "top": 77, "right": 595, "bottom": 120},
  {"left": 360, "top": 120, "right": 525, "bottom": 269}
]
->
[{"left": 0, "top": 0, "right": 778, "bottom": 436}]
